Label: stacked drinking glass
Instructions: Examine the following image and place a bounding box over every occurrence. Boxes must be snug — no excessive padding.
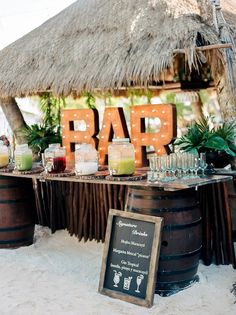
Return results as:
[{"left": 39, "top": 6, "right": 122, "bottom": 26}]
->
[{"left": 148, "top": 152, "right": 207, "bottom": 182}]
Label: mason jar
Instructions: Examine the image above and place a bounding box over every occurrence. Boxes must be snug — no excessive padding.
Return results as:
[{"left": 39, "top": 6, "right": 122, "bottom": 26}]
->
[
  {"left": 75, "top": 143, "right": 98, "bottom": 175},
  {"left": 52, "top": 146, "right": 66, "bottom": 173},
  {"left": 44, "top": 143, "right": 61, "bottom": 173},
  {"left": 108, "top": 138, "right": 135, "bottom": 176},
  {"left": 14, "top": 144, "right": 33, "bottom": 171},
  {"left": 0, "top": 140, "right": 9, "bottom": 168}
]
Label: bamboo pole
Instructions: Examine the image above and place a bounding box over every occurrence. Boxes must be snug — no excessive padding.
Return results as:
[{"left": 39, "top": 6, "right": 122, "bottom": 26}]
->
[
  {"left": 211, "top": 184, "right": 222, "bottom": 265},
  {"left": 173, "top": 43, "right": 232, "bottom": 54},
  {"left": 216, "top": 183, "right": 229, "bottom": 264}
]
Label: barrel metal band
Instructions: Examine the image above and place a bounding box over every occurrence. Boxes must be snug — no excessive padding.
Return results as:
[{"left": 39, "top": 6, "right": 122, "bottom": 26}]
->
[
  {"left": 158, "top": 263, "right": 199, "bottom": 276},
  {"left": 126, "top": 204, "right": 199, "bottom": 213},
  {"left": 0, "top": 198, "right": 29, "bottom": 204},
  {"left": 0, "top": 224, "right": 34, "bottom": 232},
  {"left": 159, "top": 247, "right": 202, "bottom": 260},
  {"left": 0, "top": 237, "right": 33, "bottom": 245},
  {"left": 156, "top": 275, "right": 199, "bottom": 289},
  {"left": 128, "top": 192, "right": 196, "bottom": 201},
  {"left": 162, "top": 218, "right": 202, "bottom": 230}
]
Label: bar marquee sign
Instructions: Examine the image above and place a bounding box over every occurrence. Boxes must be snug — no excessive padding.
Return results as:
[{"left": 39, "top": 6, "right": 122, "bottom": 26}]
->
[{"left": 61, "top": 104, "right": 177, "bottom": 167}]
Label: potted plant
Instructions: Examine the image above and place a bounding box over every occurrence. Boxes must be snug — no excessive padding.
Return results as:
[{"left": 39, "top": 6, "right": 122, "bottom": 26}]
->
[
  {"left": 174, "top": 116, "right": 236, "bottom": 168},
  {"left": 23, "top": 124, "right": 61, "bottom": 160}
]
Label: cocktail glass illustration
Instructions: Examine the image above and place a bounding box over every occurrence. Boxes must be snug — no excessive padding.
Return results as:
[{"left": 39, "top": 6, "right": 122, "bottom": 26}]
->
[
  {"left": 113, "top": 271, "right": 122, "bottom": 287},
  {"left": 123, "top": 276, "right": 132, "bottom": 290},
  {"left": 135, "top": 274, "right": 144, "bottom": 293}
]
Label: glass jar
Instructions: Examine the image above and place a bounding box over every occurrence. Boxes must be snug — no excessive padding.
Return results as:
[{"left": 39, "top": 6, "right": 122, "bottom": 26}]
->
[
  {"left": 52, "top": 146, "right": 66, "bottom": 173},
  {"left": 0, "top": 140, "right": 9, "bottom": 168},
  {"left": 44, "top": 143, "right": 61, "bottom": 173},
  {"left": 75, "top": 143, "right": 98, "bottom": 175},
  {"left": 108, "top": 138, "right": 135, "bottom": 176},
  {"left": 14, "top": 144, "right": 33, "bottom": 171}
]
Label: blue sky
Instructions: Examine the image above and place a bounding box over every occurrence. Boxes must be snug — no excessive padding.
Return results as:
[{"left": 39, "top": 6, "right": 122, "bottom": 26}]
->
[{"left": 0, "top": 0, "right": 75, "bottom": 49}]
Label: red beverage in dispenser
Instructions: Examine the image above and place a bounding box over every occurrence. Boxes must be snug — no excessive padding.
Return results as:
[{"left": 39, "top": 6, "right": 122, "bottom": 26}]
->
[{"left": 52, "top": 156, "right": 66, "bottom": 173}]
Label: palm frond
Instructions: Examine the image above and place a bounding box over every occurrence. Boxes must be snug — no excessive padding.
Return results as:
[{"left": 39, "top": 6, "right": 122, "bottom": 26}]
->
[{"left": 175, "top": 115, "right": 236, "bottom": 157}]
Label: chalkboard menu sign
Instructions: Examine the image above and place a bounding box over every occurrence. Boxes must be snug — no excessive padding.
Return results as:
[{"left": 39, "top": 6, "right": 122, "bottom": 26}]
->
[{"left": 98, "top": 209, "right": 163, "bottom": 307}]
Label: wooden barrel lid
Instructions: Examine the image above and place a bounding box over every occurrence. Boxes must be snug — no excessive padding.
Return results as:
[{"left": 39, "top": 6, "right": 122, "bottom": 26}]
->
[
  {"left": 105, "top": 172, "right": 147, "bottom": 181},
  {"left": 13, "top": 164, "right": 44, "bottom": 175},
  {"left": 0, "top": 163, "right": 14, "bottom": 173},
  {"left": 75, "top": 170, "right": 109, "bottom": 180},
  {"left": 40, "top": 169, "right": 75, "bottom": 177}
]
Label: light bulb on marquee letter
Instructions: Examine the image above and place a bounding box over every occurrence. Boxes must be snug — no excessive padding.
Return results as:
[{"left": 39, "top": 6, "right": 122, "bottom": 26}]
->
[
  {"left": 130, "top": 104, "right": 177, "bottom": 167},
  {"left": 98, "top": 107, "right": 130, "bottom": 165},
  {"left": 61, "top": 109, "right": 99, "bottom": 163}
]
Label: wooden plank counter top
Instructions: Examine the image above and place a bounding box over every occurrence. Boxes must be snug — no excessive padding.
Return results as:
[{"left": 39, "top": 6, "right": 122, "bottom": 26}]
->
[{"left": 0, "top": 170, "right": 232, "bottom": 191}]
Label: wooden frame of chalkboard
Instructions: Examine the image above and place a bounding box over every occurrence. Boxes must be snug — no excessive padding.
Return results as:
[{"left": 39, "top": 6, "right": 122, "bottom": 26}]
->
[{"left": 98, "top": 209, "right": 163, "bottom": 308}]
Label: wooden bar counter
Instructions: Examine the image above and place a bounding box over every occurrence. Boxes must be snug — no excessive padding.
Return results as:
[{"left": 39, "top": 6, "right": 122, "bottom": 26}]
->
[{"left": 0, "top": 171, "right": 234, "bottom": 262}]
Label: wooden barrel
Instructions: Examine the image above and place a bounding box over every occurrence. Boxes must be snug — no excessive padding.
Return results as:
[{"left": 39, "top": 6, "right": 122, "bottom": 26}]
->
[
  {"left": 0, "top": 176, "right": 35, "bottom": 248},
  {"left": 126, "top": 186, "right": 202, "bottom": 296}
]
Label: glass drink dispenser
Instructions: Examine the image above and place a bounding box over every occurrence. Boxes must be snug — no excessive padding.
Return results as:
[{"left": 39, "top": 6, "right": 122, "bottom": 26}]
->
[
  {"left": 0, "top": 140, "right": 9, "bottom": 168},
  {"left": 75, "top": 143, "right": 98, "bottom": 175},
  {"left": 108, "top": 138, "right": 135, "bottom": 176},
  {"left": 44, "top": 144, "right": 66, "bottom": 173},
  {"left": 14, "top": 144, "right": 33, "bottom": 171}
]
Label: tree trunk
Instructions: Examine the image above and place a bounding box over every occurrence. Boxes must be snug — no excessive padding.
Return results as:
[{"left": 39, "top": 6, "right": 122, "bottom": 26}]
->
[
  {"left": 192, "top": 93, "right": 204, "bottom": 121},
  {"left": 0, "top": 97, "right": 27, "bottom": 144},
  {"left": 217, "top": 75, "right": 236, "bottom": 121}
]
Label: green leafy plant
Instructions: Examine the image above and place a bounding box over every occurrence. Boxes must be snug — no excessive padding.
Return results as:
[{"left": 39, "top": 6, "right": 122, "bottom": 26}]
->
[
  {"left": 22, "top": 93, "right": 65, "bottom": 158},
  {"left": 82, "top": 92, "right": 96, "bottom": 109},
  {"left": 175, "top": 116, "right": 236, "bottom": 157},
  {"left": 23, "top": 124, "right": 61, "bottom": 157},
  {"left": 40, "top": 92, "right": 65, "bottom": 128}
]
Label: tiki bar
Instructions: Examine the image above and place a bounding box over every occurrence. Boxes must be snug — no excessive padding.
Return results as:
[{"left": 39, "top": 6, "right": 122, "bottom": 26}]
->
[{"left": 0, "top": 0, "right": 236, "bottom": 307}]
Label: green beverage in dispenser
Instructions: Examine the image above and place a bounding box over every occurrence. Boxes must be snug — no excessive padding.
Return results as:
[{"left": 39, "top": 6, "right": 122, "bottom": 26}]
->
[
  {"left": 14, "top": 144, "right": 33, "bottom": 171},
  {"left": 108, "top": 138, "right": 135, "bottom": 176}
]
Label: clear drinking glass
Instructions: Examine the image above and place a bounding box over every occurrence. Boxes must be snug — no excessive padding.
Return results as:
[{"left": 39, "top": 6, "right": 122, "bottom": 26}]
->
[
  {"left": 160, "top": 155, "right": 170, "bottom": 182},
  {"left": 188, "top": 153, "right": 195, "bottom": 178},
  {"left": 193, "top": 156, "right": 200, "bottom": 178},
  {"left": 176, "top": 152, "right": 183, "bottom": 179},
  {"left": 166, "top": 155, "right": 175, "bottom": 181},
  {"left": 170, "top": 153, "right": 177, "bottom": 180},
  {"left": 199, "top": 152, "right": 207, "bottom": 177},
  {"left": 148, "top": 155, "right": 162, "bottom": 182},
  {"left": 181, "top": 152, "right": 189, "bottom": 179},
  {"left": 149, "top": 155, "right": 157, "bottom": 182},
  {"left": 155, "top": 156, "right": 162, "bottom": 182},
  {"left": 188, "top": 153, "right": 199, "bottom": 178}
]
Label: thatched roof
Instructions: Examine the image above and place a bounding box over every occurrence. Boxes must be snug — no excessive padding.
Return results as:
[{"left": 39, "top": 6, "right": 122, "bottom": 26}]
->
[
  {"left": 0, "top": 0, "right": 235, "bottom": 98},
  {"left": 220, "top": 0, "right": 236, "bottom": 27}
]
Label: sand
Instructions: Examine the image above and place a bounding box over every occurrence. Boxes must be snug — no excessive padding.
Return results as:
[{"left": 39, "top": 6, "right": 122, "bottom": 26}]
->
[{"left": 0, "top": 226, "right": 235, "bottom": 315}]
